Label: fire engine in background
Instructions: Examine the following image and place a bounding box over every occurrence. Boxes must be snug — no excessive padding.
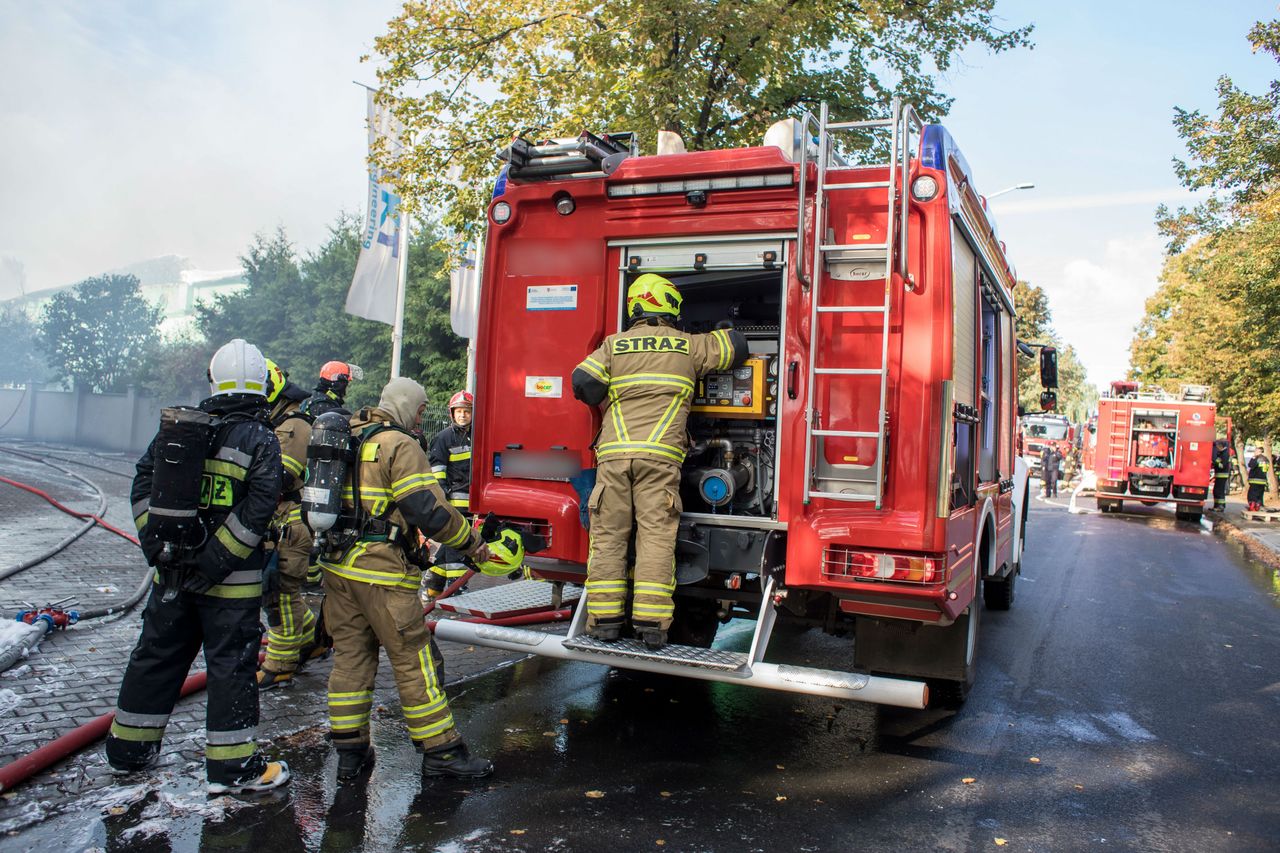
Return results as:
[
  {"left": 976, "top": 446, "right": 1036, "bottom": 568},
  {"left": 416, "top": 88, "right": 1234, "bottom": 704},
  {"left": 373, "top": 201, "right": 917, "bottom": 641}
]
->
[
  {"left": 1081, "top": 412, "right": 1098, "bottom": 474},
  {"left": 1019, "top": 413, "right": 1075, "bottom": 479},
  {"left": 436, "top": 100, "right": 1054, "bottom": 710},
  {"left": 1091, "top": 381, "right": 1215, "bottom": 522}
]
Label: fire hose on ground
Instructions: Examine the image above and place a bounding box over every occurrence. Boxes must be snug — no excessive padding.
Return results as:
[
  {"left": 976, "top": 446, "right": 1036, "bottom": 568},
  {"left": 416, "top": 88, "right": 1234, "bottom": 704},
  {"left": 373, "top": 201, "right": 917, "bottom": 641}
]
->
[{"left": 0, "top": 598, "right": 573, "bottom": 793}]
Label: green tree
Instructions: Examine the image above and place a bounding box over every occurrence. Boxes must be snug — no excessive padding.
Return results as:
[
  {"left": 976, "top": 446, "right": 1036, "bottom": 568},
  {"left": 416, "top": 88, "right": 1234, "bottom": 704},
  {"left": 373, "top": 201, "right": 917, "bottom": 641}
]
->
[
  {"left": 134, "top": 333, "right": 213, "bottom": 402},
  {"left": 37, "top": 274, "right": 161, "bottom": 392},
  {"left": 1012, "top": 281, "right": 1095, "bottom": 421},
  {"left": 370, "top": 0, "right": 1032, "bottom": 229},
  {"left": 0, "top": 304, "right": 48, "bottom": 385},
  {"left": 196, "top": 218, "right": 466, "bottom": 409},
  {"left": 1156, "top": 19, "right": 1280, "bottom": 251}
]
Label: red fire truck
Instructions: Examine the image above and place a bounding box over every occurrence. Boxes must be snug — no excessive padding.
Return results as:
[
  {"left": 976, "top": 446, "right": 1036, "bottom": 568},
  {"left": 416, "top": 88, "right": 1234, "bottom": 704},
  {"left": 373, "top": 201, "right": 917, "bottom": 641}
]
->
[
  {"left": 435, "top": 101, "right": 1045, "bottom": 710},
  {"left": 1091, "top": 381, "right": 1215, "bottom": 521},
  {"left": 1018, "top": 413, "right": 1075, "bottom": 478}
]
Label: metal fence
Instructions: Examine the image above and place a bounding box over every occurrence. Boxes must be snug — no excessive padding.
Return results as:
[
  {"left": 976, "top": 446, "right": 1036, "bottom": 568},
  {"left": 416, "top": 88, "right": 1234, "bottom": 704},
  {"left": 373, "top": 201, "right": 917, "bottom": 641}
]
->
[{"left": 0, "top": 384, "right": 201, "bottom": 453}]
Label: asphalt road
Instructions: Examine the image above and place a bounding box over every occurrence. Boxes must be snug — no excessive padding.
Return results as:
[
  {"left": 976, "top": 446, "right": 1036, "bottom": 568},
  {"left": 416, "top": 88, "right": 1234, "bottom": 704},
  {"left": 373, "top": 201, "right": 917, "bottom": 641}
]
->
[{"left": 14, "top": 493, "right": 1280, "bottom": 852}]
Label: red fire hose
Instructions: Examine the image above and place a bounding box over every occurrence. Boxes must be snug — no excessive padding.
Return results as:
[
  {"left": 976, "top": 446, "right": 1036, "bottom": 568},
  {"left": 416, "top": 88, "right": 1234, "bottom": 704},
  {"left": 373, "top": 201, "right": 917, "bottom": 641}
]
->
[{"left": 0, "top": 607, "right": 572, "bottom": 793}]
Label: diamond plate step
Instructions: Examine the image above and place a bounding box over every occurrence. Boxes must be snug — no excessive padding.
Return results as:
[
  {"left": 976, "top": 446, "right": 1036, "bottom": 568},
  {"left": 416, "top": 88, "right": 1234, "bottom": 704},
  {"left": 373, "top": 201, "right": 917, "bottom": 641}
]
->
[
  {"left": 561, "top": 635, "right": 748, "bottom": 672},
  {"left": 436, "top": 580, "right": 581, "bottom": 619}
]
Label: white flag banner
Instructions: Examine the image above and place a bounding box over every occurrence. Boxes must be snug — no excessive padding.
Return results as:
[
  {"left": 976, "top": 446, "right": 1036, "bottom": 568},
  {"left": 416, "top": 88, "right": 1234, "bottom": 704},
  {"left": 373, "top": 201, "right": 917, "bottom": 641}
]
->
[
  {"left": 449, "top": 240, "right": 480, "bottom": 339},
  {"left": 345, "top": 90, "right": 406, "bottom": 325}
]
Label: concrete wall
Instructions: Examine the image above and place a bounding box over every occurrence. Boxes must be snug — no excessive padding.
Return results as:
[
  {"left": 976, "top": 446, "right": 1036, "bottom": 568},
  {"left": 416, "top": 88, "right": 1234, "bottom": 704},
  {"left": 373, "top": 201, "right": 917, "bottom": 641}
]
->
[{"left": 0, "top": 385, "right": 199, "bottom": 453}]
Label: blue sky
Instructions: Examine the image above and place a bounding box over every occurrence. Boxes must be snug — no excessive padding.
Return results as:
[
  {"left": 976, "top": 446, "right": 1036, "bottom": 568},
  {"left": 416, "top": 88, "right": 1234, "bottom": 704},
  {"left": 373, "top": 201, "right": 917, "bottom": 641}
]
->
[{"left": 1, "top": 0, "right": 1276, "bottom": 388}]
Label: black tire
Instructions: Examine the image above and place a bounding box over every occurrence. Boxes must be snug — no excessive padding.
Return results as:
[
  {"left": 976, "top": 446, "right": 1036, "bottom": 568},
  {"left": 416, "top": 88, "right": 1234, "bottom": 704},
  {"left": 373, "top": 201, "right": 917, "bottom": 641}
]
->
[
  {"left": 984, "top": 567, "right": 1015, "bottom": 610},
  {"left": 667, "top": 598, "right": 720, "bottom": 648},
  {"left": 927, "top": 591, "right": 980, "bottom": 710}
]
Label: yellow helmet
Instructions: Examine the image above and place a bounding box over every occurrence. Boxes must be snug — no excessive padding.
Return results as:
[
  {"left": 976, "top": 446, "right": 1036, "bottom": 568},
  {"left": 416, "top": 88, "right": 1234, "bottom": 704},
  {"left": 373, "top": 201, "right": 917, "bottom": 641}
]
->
[
  {"left": 627, "top": 273, "right": 682, "bottom": 320},
  {"left": 265, "top": 359, "right": 288, "bottom": 403},
  {"left": 474, "top": 527, "right": 527, "bottom": 577}
]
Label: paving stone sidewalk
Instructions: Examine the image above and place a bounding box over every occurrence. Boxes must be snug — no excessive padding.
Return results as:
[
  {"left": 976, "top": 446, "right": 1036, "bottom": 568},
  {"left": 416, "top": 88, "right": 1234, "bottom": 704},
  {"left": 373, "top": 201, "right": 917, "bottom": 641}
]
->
[{"left": 0, "top": 443, "right": 543, "bottom": 837}]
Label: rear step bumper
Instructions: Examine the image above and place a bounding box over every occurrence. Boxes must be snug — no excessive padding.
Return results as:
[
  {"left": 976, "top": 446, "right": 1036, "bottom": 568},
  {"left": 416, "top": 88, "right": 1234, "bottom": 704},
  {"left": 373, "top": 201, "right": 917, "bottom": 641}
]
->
[{"left": 433, "top": 620, "right": 929, "bottom": 709}]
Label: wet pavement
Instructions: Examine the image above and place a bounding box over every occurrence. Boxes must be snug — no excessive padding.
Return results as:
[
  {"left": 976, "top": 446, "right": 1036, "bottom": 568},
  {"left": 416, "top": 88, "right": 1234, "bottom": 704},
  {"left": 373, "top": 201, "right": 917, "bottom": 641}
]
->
[{"left": 3, "top": 457, "right": 1280, "bottom": 851}]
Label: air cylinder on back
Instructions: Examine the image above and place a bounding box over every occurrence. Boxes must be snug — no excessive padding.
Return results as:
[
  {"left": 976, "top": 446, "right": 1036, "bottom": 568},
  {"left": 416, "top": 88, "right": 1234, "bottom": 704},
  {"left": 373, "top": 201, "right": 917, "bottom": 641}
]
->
[
  {"left": 302, "top": 411, "right": 352, "bottom": 536},
  {"left": 149, "top": 406, "right": 215, "bottom": 547}
]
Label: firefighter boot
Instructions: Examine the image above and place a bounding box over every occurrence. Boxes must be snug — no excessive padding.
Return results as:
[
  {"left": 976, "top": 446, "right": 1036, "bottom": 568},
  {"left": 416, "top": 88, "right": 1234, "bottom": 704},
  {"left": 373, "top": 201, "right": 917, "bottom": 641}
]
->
[
  {"left": 587, "top": 618, "right": 624, "bottom": 642},
  {"left": 336, "top": 744, "right": 376, "bottom": 783},
  {"left": 206, "top": 760, "right": 292, "bottom": 795},
  {"left": 421, "top": 740, "right": 493, "bottom": 779},
  {"left": 107, "top": 743, "right": 160, "bottom": 776},
  {"left": 256, "top": 668, "right": 295, "bottom": 690},
  {"left": 634, "top": 622, "right": 667, "bottom": 650}
]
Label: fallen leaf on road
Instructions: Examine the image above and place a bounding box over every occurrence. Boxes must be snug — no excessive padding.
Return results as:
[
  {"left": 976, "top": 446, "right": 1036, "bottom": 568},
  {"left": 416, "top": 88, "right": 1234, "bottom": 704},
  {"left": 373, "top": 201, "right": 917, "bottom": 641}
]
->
[
  {"left": 775, "top": 795, "right": 788, "bottom": 802},
  {"left": 559, "top": 718, "right": 569, "bottom": 724},
  {"left": 659, "top": 791, "right": 671, "bottom": 798},
  {"left": 542, "top": 731, "right": 556, "bottom": 737},
  {"left": 656, "top": 841, "right": 666, "bottom": 847},
  {"left": 510, "top": 829, "right": 526, "bottom": 835},
  {"left": 1224, "top": 644, "right": 1233, "bottom": 649},
  {"left": 108, "top": 806, "right": 126, "bottom": 815},
  {"left": 776, "top": 764, "right": 785, "bottom": 770},
  {"left": 994, "top": 839, "right": 1008, "bottom": 846},
  {"left": 1029, "top": 757, "right": 1041, "bottom": 764},
  {"left": 962, "top": 778, "right": 976, "bottom": 784},
  {"left": 1074, "top": 784, "right": 1084, "bottom": 791},
  {"left": 585, "top": 790, "right": 605, "bottom": 798}
]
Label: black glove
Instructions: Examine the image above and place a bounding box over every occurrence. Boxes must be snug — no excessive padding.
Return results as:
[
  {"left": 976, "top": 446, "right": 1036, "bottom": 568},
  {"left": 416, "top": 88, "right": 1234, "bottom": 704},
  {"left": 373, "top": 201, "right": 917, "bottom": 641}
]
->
[
  {"left": 140, "top": 532, "right": 165, "bottom": 567},
  {"left": 262, "top": 551, "right": 280, "bottom": 596},
  {"left": 715, "top": 319, "right": 735, "bottom": 330},
  {"left": 185, "top": 547, "right": 232, "bottom": 594}
]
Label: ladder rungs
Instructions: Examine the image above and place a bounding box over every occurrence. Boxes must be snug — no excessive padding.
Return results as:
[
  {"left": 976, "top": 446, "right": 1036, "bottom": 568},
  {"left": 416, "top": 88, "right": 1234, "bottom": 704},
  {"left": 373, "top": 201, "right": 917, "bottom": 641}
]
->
[
  {"left": 816, "top": 305, "right": 886, "bottom": 313},
  {"left": 814, "top": 368, "right": 884, "bottom": 376},
  {"left": 808, "top": 490, "right": 878, "bottom": 502},
  {"left": 823, "top": 181, "right": 891, "bottom": 191},
  {"left": 826, "top": 119, "right": 893, "bottom": 130},
  {"left": 820, "top": 243, "right": 890, "bottom": 253},
  {"left": 812, "top": 429, "right": 879, "bottom": 438}
]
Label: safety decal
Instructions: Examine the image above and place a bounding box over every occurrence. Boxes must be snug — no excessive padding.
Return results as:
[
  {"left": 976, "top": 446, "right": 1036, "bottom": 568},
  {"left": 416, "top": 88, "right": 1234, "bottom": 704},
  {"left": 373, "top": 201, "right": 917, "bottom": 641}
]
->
[
  {"left": 525, "top": 376, "right": 563, "bottom": 398},
  {"left": 526, "top": 285, "right": 578, "bottom": 311}
]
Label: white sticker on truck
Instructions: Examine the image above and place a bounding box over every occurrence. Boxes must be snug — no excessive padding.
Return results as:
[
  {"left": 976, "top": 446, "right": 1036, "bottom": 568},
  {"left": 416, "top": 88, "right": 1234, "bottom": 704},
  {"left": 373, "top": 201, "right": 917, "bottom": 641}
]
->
[
  {"left": 526, "top": 285, "right": 578, "bottom": 311},
  {"left": 525, "top": 376, "right": 563, "bottom": 398}
]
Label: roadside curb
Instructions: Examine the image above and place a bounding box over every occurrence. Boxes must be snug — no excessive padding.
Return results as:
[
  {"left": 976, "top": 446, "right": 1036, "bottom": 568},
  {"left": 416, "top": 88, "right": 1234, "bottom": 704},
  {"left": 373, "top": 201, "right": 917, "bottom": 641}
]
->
[{"left": 1209, "top": 513, "right": 1280, "bottom": 571}]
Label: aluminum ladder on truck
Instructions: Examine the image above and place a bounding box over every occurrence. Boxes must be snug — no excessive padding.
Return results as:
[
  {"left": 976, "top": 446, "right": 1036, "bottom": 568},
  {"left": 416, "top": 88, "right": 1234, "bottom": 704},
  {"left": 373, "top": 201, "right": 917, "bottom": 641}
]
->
[
  {"left": 799, "top": 99, "right": 923, "bottom": 509},
  {"left": 1104, "top": 401, "right": 1132, "bottom": 483}
]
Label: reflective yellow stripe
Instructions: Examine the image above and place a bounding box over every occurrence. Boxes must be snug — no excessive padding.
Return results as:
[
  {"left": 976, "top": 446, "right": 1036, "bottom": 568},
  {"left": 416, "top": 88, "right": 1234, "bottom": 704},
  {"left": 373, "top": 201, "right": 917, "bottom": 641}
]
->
[
  {"left": 391, "top": 474, "right": 433, "bottom": 498},
  {"left": 203, "top": 460, "right": 247, "bottom": 480},
  {"left": 646, "top": 388, "right": 690, "bottom": 445},
  {"left": 607, "top": 387, "right": 630, "bottom": 442},
  {"left": 215, "top": 525, "right": 253, "bottom": 559},
  {"left": 109, "top": 721, "right": 164, "bottom": 742},
  {"left": 328, "top": 690, "right": 373, "bottom": 701},
  {"left": 205, "top": 581, "right": 263, "bottom": 599},
  {"left": 448, "top": 451, "right": 471, "bottom": 462},
  {"left": 633, "top": 602, "right": 675, "bottom": 616},
  {"left": 611, "top": 373, "right": 695, "bottom": 391},
  {"left": 402, "top": 696, "right": 448, "bottom": 716},
  {"left": 578, "top": 357, "right": 610, "bottom": 383},
  {"left": 281, "top": 454, "right": 305, "bottom": 476},
  {"left": 360, "top": 441, "right": 379, "bottom": 462},
  {"left": 407, "top": 715, "right": 456, "bottom": 739},
  {"left": 713, "top": 328, "right": 732, "bottom": 369},
  {"left": 321, "top": 559, "right": 419, "bottom": 591},
  {"left": 585, "top": 580, "right": 627, "bottom": 592},
  {"left": 634, "top": 581, "right": 675, "bottom": 595},
  {"left": 597, "top": 441, "right": 684, "bottom": 463},
  {"left": 442, "top": 524, "right": 471, "bottom": 548},
  {"left": 587, "top": 601, "right": 625, "bottom": 615},
  {"left": 206, "top": 742, "right": 257, "bottom": 760},
  {"left": 135, "top": 511, "right": 149, "bottom": 532},
  {"left": 448, "top": 498, "right": 469, "bottom": 508}
]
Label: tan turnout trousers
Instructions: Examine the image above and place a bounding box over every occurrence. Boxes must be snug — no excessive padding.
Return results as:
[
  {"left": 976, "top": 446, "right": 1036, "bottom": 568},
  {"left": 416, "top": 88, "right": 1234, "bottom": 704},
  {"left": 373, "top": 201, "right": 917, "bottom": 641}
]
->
[
  {"left": 323, "top": 572, "right": 458, "bottom": 750},
  {"left": 261, "top": 504, "right": 317, "bottom": 673},
  {"left": 586, "top": 458, "right": 681, "bottom": 630}
]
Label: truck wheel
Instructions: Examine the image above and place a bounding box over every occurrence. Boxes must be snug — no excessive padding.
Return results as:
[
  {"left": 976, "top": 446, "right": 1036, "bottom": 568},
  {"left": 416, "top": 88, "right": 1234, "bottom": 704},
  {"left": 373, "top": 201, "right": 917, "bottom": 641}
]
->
[
  {"left": 984, "top": 566, "right": 1015, "bottom": 610},
  {"left": 667, "top": 598, "right": 719, "bottom": 648},
  {"left": 928, "top": 594, "right": 980, "bottom": 710}
]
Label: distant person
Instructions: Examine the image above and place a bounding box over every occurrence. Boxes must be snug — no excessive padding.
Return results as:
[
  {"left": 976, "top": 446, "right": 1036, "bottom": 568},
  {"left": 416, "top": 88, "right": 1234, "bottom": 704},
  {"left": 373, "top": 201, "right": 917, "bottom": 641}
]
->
[
  {"left": 1041, "top": 445, "right": 1062, "bottom": 497},
  {"left": 1211, "top": 439, "right": 1231, "bottom": 512},
  {"left": 1246, "top": 448, "right": 1270, "bottom": 512},
  {"left": 300, "top": 360, "right": 363, "bottom": 419}
]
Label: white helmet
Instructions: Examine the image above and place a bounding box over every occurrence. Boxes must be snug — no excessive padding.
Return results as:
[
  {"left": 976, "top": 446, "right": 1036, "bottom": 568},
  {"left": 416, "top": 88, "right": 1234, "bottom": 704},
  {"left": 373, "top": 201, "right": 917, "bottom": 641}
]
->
[{"left": 208, "top": 339, "right": 268, "bottom": 397}]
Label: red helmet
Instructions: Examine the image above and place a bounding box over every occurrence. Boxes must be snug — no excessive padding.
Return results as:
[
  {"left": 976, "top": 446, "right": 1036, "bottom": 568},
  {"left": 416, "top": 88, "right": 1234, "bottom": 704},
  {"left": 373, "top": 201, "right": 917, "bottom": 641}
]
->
[{"left": 448, "top": 391, "right": 474, "bottom": 410}]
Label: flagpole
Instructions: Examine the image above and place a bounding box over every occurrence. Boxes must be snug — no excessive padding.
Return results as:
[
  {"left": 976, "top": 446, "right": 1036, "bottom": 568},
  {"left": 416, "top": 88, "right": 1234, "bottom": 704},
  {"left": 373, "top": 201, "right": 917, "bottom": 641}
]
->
[{"left": 390, "top": 210, "right": 410, "bottom": 378}]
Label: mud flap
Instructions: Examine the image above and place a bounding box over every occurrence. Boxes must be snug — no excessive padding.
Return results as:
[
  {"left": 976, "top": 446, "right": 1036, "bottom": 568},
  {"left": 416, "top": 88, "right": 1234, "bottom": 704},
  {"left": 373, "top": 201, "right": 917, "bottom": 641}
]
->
[{"left": 853, "top": 609, "right": 976, "bottom": 683}]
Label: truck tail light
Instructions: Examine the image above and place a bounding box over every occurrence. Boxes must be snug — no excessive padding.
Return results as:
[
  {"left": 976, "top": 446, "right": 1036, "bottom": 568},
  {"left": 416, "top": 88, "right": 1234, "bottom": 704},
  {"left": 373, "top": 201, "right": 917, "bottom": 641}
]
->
[{"left": 822, "top": 546, "right": 944, "bottom": 585}]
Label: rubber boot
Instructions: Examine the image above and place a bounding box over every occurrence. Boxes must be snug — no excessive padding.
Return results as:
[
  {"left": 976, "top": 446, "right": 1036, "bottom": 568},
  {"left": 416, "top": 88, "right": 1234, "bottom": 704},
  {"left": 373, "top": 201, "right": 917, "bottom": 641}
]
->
[
  {"left": 256, "top": 668, "right": 294, "bottom": 690},
  {"left": 634, "top": 623, "right": 667, "bottom": 650},
  {"left": 107, "top": 744, "right": 159, "bottom": 776},
  {"left": 587, "top": 618, "right": 624, "bottom": 642},
  {"left": 420, "top": 740, "right": 493, "bottom": 779},
  {"left": 336, "top": 744, "right": 376, "bottom": 782}
]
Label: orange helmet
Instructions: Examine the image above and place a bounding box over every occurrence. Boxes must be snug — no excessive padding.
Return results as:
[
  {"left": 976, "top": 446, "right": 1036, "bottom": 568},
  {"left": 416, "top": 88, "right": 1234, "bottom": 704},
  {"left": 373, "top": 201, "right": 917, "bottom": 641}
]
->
[{"left": 320, "top": 361, "right": 363, "bottom": 383}]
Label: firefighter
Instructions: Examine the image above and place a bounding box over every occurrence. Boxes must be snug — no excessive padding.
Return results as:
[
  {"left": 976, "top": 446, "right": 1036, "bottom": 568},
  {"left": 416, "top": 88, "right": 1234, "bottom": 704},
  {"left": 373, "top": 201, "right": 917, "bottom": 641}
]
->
[
  {"left": 257, "top": 360, "right": 332, "bottom": 689},
  {"left": 108, "top": 339, "right": 289, "bottom": 793},
  {"left": 1247, "top": 448, "right": 1270, "bottom": 511},
  {"left": 571, "top": 273, "right": 747, "bottom": 650},
  {"left": 1040, "top": 444, "right": 1062, "bottom": 498},
  {"left": 317, "top": 376, "right": 500, "bottom": 782},
  {"left": 424, "top": 390, "right": 474, "bottom": 599},
  {"left": 301, "top": 360, "right": 363, "bottom": 419},
  {"left": 1211, "top": 439, "right": 1231, "bottom": 512}
]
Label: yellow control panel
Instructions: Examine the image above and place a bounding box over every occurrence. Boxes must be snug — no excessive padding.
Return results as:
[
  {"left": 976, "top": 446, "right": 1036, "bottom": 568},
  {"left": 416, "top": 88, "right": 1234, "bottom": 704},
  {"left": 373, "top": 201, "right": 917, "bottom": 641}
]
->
[{"left": 692, "top": 357, "right": 767, "bottom": 419}]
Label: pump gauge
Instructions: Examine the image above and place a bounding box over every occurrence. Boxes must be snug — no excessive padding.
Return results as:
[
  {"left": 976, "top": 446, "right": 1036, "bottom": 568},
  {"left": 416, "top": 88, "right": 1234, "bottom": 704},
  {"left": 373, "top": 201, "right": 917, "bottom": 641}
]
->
[{"left": 767, "top": 358, "right": 779, "bottom": 378}]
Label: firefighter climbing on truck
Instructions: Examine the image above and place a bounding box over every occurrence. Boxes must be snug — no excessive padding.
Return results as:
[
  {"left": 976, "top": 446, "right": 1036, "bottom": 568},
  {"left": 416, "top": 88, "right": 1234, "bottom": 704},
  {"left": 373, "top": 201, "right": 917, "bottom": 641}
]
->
[{"left": 571, "top": 273, "right": 746, "bottom": 649}]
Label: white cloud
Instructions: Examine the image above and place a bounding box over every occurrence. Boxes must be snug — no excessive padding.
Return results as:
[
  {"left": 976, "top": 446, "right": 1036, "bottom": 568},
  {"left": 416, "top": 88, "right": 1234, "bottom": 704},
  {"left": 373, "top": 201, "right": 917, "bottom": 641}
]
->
[{"left": 1051, "top": 234, "right": 1166, "bottom": 388}]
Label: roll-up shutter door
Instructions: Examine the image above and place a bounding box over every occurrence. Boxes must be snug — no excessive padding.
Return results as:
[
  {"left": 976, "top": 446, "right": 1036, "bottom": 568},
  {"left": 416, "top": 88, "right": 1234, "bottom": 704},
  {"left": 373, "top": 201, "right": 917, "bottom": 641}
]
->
[{"left": 952, "top": 229, "right": 977, "bottom": 408}]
